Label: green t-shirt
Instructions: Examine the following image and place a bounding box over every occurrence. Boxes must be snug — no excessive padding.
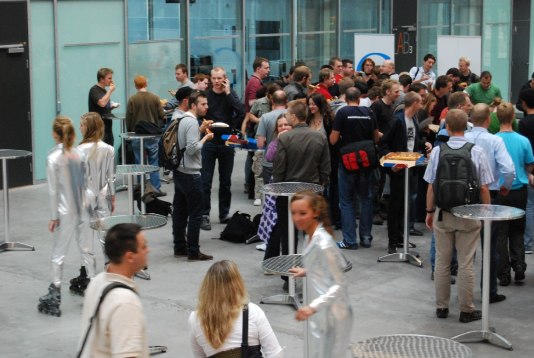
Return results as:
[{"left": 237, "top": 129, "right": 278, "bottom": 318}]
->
[
  {"left": 488, "top": 112, "right": 518, "bottom": 134},
  {"left": 466, "top": 83, "right": 502, "bottom": 105}
]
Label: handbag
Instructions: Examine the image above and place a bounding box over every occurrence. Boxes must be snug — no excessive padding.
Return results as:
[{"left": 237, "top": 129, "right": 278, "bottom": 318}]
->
[
  {"left": 209, "top": 304, "right": 262, "bottom": 358},
  {"left": 135, "top": 120, "right": 163, "bottom": 135}
]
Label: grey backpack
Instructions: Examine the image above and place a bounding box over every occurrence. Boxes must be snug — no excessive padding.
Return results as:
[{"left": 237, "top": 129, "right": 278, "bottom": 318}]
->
[{"left": 434, "top": 142, "right": 479, "bottom": 211}]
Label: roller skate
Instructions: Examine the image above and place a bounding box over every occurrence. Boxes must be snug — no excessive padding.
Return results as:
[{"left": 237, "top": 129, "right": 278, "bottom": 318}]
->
[
  {"left": 70, "top": 266, "right": 90, "bottom": 296},
  {"left": 38, "top": 284, "right": 61, "bottom": 317}
]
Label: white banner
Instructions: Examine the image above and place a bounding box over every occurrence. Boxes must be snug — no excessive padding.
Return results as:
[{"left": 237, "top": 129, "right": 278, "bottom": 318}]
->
[
  {"left": 436, "top": 36, "right": 482, "bottom": 76},
  {"left": 354, "top": 34, "right": 395, "bottom": 71}
]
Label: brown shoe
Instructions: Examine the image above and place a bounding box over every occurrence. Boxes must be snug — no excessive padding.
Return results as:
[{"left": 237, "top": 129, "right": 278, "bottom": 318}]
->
[{"left": 187, "top": 252, "right": 214, "bottom": 262}]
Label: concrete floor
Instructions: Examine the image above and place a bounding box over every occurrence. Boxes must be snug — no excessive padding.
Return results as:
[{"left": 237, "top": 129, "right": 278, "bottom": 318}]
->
[{"left": 1, "top": 150, "right": 533, "bottom": 358}]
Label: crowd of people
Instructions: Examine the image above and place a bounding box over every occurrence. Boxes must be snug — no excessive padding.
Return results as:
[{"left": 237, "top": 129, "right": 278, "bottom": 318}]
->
[{"left": 37, "top": 52, "right": 534, "bottom": 356}]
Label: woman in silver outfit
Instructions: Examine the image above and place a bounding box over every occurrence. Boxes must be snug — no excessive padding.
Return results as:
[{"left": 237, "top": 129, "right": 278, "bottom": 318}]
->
[
  {"left": 289, "top": 190, "right": 353, "bottom": 358},
  {"left": 69, "top": 112, "right": 116, "bottom": 293},
  {"left": 38, "top": 116, "right": 92, "bottom": 316}
]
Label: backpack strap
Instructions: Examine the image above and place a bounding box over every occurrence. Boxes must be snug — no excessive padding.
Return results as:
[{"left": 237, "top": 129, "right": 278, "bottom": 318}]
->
[
  {"left": 413, "top": 67, "right": 420, "bottom": 80},
  {"left": 76, "top": 282, "right": 137, "bottom": 358},
  {"left": 241, "top": 304, "right": 249, "bottom": 358}
]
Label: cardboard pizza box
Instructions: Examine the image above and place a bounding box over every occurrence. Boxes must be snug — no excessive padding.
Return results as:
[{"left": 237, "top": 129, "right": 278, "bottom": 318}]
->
[{"left": 380, "top": 152, "right": 425, "bottom": 169}]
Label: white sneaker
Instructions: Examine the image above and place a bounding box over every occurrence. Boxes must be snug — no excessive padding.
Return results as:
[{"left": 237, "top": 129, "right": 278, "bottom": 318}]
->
[
  {"left": 254, "top": 198, "right": 262, "bottom": 206},
  {"left": 526, "top": 249, "right": 533, "bottom": 254},
  {"left": 256, "top": 243, "right": 266, "bottom": 251}
]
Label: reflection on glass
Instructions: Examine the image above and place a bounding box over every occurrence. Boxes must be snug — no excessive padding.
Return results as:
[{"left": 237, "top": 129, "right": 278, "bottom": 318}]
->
[
  {"left": 340, "top": 0, "right": 379, "bottom": 60},
  {"left": 127, "top": 0, "right": 185, "bottom": 101},
  {"left": 452, "top": 0, "right": 482, "bottom": 36},
  {"left": 190, "top": 0, "right": 244, "bottom": 96},
  {"left": 245, "top": 0, "right": 292, "bottom": 82},
  {"left": 297, "top": 0, "right": 337, "bottom": 81},
  {"left": 418, "top": 0, "right": 451, "bottom": 68}
]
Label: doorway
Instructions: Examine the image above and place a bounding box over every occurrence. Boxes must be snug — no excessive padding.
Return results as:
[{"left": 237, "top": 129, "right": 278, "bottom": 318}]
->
[{"left": 0, "top": 1, "right": 33, "bottom": 188}]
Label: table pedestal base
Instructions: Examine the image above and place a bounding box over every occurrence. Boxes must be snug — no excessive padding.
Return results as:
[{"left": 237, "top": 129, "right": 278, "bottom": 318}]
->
[
  {"left": 260, "top": 293, "right": 302, "bottom": 310},
  {"left": 452, "top": 329, "right": 513, "bottom": 351},
  {"left": 378, "top": 251, "right": 422, "bottom": 267},
  {"left": 0, "top": 241, "right": 35, "bottom": 252},
  {"left": 115, "top": 184, "right": 128, "bottom": 193},
  {"left": 134, "top": 269, "right": 151, "bottom": 280}
]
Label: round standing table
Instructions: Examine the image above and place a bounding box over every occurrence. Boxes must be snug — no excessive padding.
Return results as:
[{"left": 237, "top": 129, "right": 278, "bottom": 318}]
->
[
  {"left": 117, "top": 165, "right": 159, "bottom": 215},
  {"left": 120, "top": 133, "right": 163, "bottom": 214},
  {"left": 102, "top": 113, "right": 128, "bottom": 192},
  {"left": 352, "top": 334, "right": 472, "bottom": 357},
  {"left": 378, "top": 157, "right": 428, "bottom": 267},
  {"left": 259, "top": 182, "right": 324, "bottom": 303},
  {"left": 91, "top": 214, "right": 167, "bottom": 280},
  {"left": 451, "top": 204, "right": 524, "bottom": 351},
  {"left": 0, "top": 150, "right": 34, "bottom": 252}
]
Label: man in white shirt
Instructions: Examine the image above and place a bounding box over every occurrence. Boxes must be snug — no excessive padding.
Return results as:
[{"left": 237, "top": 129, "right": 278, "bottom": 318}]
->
[
  {"left": 78, "top": 223, "right": 150, "bottom": 358},
  {"left": 409, "top": 54, "right": 436, "bottom": 89}
]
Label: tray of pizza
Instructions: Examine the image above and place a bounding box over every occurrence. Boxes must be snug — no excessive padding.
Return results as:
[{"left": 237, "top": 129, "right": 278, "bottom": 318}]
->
[{"left": 380, "top": 152, "right": 425, "bottom": 169}]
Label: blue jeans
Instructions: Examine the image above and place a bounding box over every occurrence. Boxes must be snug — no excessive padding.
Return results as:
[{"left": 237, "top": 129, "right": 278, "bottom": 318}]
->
[
  {"left": 201, "top": 142, "right": 235, "bottom": 220},
  {"left": 132, "top": 138, "right": 161, "bottom": 190},
  {"left": 338, "top": 165, "right": 373, "bottom": 246},
  {"left": 524, "top": 185, "right": 534, "bottom": 251},
  {"left": 172, "top": 171, "right": 203, "bottom": 256}
]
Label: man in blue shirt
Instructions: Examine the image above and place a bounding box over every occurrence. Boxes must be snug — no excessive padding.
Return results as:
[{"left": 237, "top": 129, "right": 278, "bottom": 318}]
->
[
  {"left": 424, "top": 109, "right": 493, "bottom": 323},
  {"left": 465, "top": 103, "right": 515, "bottom": 303},
  {"left": 495, "top": 102, "right": 534, "bottom": 286}
]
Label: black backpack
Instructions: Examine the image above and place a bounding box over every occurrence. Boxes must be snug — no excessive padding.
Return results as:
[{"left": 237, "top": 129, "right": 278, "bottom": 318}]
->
[
  {"left": 158, "top": 114, "right": 188, "bottom": 170},
  {"left": 219, "top": 211, "right": 256, "bottom": 243},
  {"left": 434, "top": 142, "right": 479, "bottom": 211}
]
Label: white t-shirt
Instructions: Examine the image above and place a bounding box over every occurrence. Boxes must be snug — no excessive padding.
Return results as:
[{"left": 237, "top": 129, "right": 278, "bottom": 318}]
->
[
  {"left": 78, "top": 272, "right": 148, "bottom": 358},
  {"left": 405, "top": 115, "right": 415, "bottom": 152},
  {"left": 189, "top": 302, "right": 283, "bottom": 358}
]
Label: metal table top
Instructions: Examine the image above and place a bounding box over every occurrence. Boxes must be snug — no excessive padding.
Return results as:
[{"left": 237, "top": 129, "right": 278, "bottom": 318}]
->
[
  {"left": 259, "top": 182, "right": 324, "bottom": 196},
  {"left": 352, "top": 334, "right": 472, "bottom": 358},
  {"left": 452, "top": 204, "right": 525, "bottom": 221},
  {"left": 117, "top": 165, "right": 159, "bottom": 175},
  {"left": 120, "top": 132, "right": 162, "bottom": 139},
  {"left": 0, "top": 149, "right": 32, "bottom": 160},
  {"left": 90, "top": 214, "right": 167, "bottom": 231},
  {"left": 262, "top": 254, "right": 352, "bottom": 275},
  {"left": 102, "top": 113, "right": 126, "bottom": 120}
]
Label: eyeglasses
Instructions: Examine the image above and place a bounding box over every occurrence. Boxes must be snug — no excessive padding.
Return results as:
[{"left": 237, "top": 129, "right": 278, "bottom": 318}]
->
[{"left": 364, "top": 64, "right": 374, "bottom": 67}]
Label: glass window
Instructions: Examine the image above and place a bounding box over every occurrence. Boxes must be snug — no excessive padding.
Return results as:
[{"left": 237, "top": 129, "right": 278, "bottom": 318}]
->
[
  {"left": 297, "top": 0, "right": 337, "bottom": 81},
  {"left": 452, "top": 0, "right": 482, "bottom": 36},
  {"left": 245, "top": 0, "right": 292, "bottom": 83},
  {"left": 418, "top": 0, "right": 451, "bottom": 68},
  {"left": 190, "top": 0, "right": 244, "bottom": 96},
  {"left": 127, "top": 0, "right": 186, "bottom": 101},
  {"left": 340, "top": 0, "right": 379, "bottom": 61},
  {"left": 380, "top": 0, "right": 392, "bottom": 34},
  {"left": 483, "top": 0, "right": 511, "bottom": 100}
]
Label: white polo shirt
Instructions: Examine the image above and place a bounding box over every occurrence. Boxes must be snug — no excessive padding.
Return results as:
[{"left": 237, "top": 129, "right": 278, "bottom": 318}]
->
[{"left": 78, "top": 272, "right": 148, "bottom": 358}]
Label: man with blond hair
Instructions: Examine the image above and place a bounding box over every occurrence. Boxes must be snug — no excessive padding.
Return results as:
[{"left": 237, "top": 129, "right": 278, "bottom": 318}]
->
[
  {"left": 465, "top": 103, "right": 515, "bottom": 303},
  {"left": 380, "top": 60, "right": 399, "bottom": 81},
  {"left": 495, "top": 101, "right": 534, "bottom": 286},
  {"left": 126, "top": 75, "right": 165, "bottom": 192},
  {"left": 424, "top": 109, "right": 493, "bottom": 323},
  {"left": 458, "top": 57, "right": 480, "bottom": 90}
]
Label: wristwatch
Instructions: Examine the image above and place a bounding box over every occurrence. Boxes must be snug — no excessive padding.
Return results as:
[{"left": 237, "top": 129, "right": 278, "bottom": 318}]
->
[{"left": 426, "top": 208, "right": 435, "bottom": 214}]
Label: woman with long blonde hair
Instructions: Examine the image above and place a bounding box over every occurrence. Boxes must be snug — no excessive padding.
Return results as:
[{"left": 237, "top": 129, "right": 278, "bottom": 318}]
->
[
  {"left": 189, "top": 260, "right": 283, "bottom": 357},
  {"left": 39, "top": 116, "right": 92, "bottom": 316},
  {"left": 69, "top": 112, "right": 116, "bottom": 295},
  {"left": 289, "top": 190, "right": 352, "bottom": 358}
]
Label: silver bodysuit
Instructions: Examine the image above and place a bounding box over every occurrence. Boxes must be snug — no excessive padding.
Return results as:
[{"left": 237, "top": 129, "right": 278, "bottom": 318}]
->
[
  {"left": 47, "top": 144, "right": 93, "bottom": 285},
  {"left": 302, "top": 224, "right": 353, "bottom": 358},
  {"left": 77, "top": 141, "right": 115, "bottom": 264}
]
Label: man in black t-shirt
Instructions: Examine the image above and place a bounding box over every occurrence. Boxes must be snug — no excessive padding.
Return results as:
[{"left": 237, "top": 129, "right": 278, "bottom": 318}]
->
[
  {"left": 331, "top": 87, "right": 379, "bottom": 250},
  {"left": 88, "top": 68, "right": 118, "bottom": 146},
  {"left": 518, "top": 88, "right": 534, "bottom": 255}
]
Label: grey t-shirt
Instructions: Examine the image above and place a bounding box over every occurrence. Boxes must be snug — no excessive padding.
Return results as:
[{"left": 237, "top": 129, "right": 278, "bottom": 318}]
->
[
  {"left": 256, "top": 108, "right": 287, "bottom": 167},
  {"left": 405, "top": 115, "right": 415, "bottom": 152}
]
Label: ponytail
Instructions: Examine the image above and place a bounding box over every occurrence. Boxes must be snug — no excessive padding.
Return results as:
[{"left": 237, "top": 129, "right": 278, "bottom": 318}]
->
[{"left": 52, "top": 116, "right": 76, "bottom": 152}]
